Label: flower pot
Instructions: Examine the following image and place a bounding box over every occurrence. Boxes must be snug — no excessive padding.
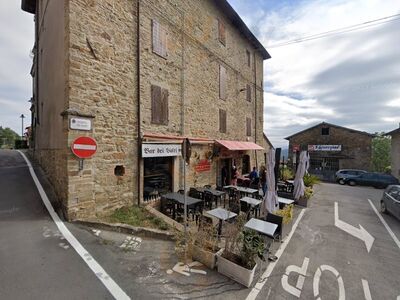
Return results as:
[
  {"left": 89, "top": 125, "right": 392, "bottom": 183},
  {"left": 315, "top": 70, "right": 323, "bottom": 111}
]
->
[
  {"left": 192, "top": 244, "right": 221, "bottom": 270},
  {"left": 297, "top": 197, "right": 308, "bottom": 207},
  {"left": 216, "top": 251, "right": 257, "bottom": 288}
]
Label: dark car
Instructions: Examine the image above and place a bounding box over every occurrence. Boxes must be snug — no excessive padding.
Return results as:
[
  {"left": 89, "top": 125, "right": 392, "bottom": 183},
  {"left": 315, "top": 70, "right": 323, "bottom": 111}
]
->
[
  {"left": 345, "top": 172, "right": 399, "bottom": 189},
  {"left": 335, "top": 169, "right": 367, "bottom": 185},
  {"left": 381, "top": 185, "right": 400, "bottom": 220}
]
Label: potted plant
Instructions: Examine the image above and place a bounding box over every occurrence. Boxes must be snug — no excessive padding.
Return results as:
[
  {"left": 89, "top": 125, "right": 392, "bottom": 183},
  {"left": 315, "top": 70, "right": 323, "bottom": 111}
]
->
[
  {"left": 191, "top": 223, "right": 222, "bottom": 270},
  {"left": 216, "top": 214, "right": 265, "bottom": 287},
  {"left": 273, "top": 204, "right": 294, "bottom": 239}
]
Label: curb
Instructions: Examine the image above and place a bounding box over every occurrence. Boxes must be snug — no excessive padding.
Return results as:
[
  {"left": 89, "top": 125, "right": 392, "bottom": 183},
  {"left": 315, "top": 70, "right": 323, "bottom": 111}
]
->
[{"left": 72, "top": 220, "right": 176, "bottom": 241}]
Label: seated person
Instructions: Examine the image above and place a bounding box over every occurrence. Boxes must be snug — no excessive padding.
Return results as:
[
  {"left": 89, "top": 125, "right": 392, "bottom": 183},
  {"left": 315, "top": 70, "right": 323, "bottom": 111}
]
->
[{"left": 249, "top": 167, "right": 259, "bottom": 181}]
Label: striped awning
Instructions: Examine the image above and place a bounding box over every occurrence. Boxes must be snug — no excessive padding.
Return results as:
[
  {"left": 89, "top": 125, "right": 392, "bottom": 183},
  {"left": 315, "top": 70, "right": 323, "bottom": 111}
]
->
[{"left": 216, "top": 140, "right": 264, "bottom": 151}]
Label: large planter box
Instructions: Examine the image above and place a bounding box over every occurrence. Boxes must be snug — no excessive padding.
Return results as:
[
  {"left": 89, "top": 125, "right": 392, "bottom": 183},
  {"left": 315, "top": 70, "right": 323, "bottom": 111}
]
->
[
  {"left": 296, "top": 197, "right": 308, "bottom": 207},
  {"left": 216, "top": 251, "right": 257, "bottom": 288},
  {"left": 192, "top": 244, "right": 222, "bottom": 270}
]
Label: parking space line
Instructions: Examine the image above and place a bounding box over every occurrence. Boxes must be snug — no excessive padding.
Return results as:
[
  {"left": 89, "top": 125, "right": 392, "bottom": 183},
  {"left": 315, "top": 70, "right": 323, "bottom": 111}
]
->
[
  {"left": 18, "top": 151, "right": 130, "bottom": 300},
  {"left": 368, "top": 199, "right": 400, "bottom": 250},
  {"left": 246, "top": 208, "right": 307, "bottom": 300}
]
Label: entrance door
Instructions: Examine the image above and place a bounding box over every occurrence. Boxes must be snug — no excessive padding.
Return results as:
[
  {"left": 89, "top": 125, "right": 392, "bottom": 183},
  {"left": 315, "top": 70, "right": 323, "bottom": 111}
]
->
[
  {"left": 219, "top": 158, "right": 232, "bottom": 187},
  {"left": 143, "top": 157, "right": 173, "bottom": 200}
]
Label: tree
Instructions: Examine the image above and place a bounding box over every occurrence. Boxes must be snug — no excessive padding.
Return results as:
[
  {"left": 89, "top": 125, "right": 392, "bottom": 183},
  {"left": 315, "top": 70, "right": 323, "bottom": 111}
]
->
[
  {"left": 0, "top": 126, "right": 20, "bottom": 149},
  {"left": 371, "top": 133, "right": 391, "bottom": 173}
]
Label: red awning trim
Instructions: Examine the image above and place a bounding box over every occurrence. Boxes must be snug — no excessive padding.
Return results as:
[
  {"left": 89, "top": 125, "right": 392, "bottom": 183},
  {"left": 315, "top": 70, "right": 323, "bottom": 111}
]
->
[{"left": 216, "top": 140, "right": 264, "bottom": 151}]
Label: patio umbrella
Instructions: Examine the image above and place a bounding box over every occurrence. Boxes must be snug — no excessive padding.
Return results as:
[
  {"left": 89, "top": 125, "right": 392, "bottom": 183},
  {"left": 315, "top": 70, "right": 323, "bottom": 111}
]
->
[
  {"left": 261, "top": 149, "right": 278, "bottom": 215},
  {"left": 293, "top": 151, "right": 309, "bottom": 200}
]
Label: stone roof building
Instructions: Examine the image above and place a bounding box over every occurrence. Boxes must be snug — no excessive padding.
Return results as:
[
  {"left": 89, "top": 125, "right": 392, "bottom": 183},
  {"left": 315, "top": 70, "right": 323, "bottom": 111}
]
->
[
  {"left": 386, "top": 127, "right": 400, "bottom": 180},
  {"left": 285, "top": 122, "right": 374, "bottom": 181},
  {"left": 22, "top": 0, "right": 271, "bottom": 220}
]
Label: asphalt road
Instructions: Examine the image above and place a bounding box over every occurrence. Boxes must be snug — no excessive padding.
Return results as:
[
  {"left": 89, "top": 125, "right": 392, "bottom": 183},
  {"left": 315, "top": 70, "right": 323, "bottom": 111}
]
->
[
  {"left": 254, "top": 182, "right": 400, "bottom": 300},
  {"left": 0, "top": 150, "right": 112, "bottom": 299}
]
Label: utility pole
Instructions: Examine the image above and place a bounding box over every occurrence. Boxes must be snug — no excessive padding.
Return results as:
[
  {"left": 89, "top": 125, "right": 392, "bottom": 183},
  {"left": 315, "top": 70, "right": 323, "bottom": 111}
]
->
[{"left": 20, "top": 114, "right": 25, "bottom": 140}]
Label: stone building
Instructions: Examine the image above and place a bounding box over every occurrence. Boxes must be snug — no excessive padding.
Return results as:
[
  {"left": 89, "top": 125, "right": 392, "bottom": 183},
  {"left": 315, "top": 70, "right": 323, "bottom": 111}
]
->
[
  {"left": 21, "top": 0, "right": 271, "bottom": 220},
  {"left": 386, "top": 127, "right": 400, "bottom": 180},
  {"left": 285, "top": 122, "right": 373, "bottom": 181}
]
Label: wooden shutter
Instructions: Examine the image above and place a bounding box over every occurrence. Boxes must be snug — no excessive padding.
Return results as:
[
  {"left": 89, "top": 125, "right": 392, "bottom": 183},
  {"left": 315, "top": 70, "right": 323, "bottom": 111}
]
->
[
  {"left": 246, "top": 118, "right": 251, "bottom": 136},
  {"left": 246, "top": 50, "right": 251, "bottom": 67},
  {"left": 246, "top": 84, "right": 251, "bottom": 102},
  {"left": 219, "top": 65, "right": 227, "bottom": 100},
  {"left": 218, "top": 19, "right": 226, "bottom": 45},
  {"left": 152, "top": 20, "right": 167, "bottom": 58},
  {"left": 219, "top": 109, "right": 227, "bottom": 133},
  {"left": 151, "top": 85, "right": 162, "bottom": 124},
  {"left": 160, "top": 87, "right": 169, "bottom": 125}
]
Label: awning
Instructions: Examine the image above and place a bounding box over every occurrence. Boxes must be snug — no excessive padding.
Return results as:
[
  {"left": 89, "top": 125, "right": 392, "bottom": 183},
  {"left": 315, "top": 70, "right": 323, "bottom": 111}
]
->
[{"left": 216, "top": 140, "right": 264, "bottom": 151}]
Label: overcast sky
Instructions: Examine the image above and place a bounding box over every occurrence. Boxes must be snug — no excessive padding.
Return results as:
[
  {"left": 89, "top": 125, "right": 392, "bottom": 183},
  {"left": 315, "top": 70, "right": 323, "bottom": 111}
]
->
[{"left": 1, "top": 1, "right": 399, "bottom": 147}]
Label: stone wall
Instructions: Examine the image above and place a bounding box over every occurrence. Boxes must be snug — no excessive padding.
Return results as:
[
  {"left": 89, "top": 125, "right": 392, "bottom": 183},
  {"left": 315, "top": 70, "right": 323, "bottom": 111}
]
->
[
  {"left": 288, "top": 124, "right": 372, "bottom": 171},
  {"left": 391, "top": 132, "right": 400, "bottom": 179}
]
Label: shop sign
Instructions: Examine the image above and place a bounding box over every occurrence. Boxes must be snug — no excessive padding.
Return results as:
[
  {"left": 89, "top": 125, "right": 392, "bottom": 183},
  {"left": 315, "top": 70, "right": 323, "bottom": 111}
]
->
[
  {"left": 69, "top": 117, "right": 92, "bottom": 131},
  {"left": 308, "top": 145, "right": 342, "bottom": 152},
  {"left": 195, "top": 159, "right": 211, "bottom": 172},
  {"left": 142, "top": 144, "right": 182, "bottom": 158}
]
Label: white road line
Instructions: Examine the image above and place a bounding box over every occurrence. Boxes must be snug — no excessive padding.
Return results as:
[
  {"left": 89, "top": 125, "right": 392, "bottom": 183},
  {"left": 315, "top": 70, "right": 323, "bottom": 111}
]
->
[
  {"left": 368, "top": 198, "right": 400, "bottom": 250},
  {"left": 17, "top": 151, "right": 130, "bottom": 300},
  {"left": 246, "top": 208, "right": 307, "bottom": 300},
  {"left": 361, "top": 279, "right": 372, "bottom": 300}
]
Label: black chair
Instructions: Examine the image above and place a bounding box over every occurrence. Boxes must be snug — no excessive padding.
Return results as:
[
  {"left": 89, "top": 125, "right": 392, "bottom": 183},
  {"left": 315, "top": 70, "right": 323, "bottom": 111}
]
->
[
  {"left": 203, "top": 191, "right": 214, "bottom": 210},
  {"left": 161, "top": 197, "right": 174, "bottom": 216},
  {"left": 177, "top": 189, "right": 185, "bottom": 195},
  {"left": 265, "top": 213, "right": 283, "bottom": 241},
  {"left": 189, "top": 188, "right": 200, "bottom": 199},
  {"left": 198, "top": 215, "right": 214, "bottom": 230},
  {"left": 204, "top": 185, "right": 212, "bottom": 189}
]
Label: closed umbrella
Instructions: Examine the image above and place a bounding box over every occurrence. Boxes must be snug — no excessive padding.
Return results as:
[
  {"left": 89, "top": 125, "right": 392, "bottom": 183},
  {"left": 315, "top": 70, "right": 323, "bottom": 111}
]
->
[
  {"left": 293, "top": 151, "right": 308, "bottom": 200},
  {"left": 261, "top": 149, "right": 278, "bottom": 215}
]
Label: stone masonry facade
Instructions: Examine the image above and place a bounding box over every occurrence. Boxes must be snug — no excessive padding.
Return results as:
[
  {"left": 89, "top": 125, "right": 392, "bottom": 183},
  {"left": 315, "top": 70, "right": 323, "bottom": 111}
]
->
[{"left": 24, "top": 0, "right": 269, "bottom": 220}]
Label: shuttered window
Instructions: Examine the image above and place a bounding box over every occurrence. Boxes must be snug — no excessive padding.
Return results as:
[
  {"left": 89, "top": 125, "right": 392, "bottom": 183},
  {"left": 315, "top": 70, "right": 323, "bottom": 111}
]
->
[
  {"left": 246, "top": 84, "right": 251, "bottom": 102},
  {"left": 246, "top": 50, "right": 251, "bottom": 67},
  {"left": 151, "top": 85, "right": 169, "bottom": 125},
  {"left": 246, "top": 118, "right": 251, "bottom": 136},
  {"left": 218, "top": 19, "right": 226, "bottom": 46},
  {"left": 219, "top": 109, "right": 227, "bottom": 133},
  {"left": 219, "top": 65, "right": 227, "bottom": 100},
  {"left": 152, "top": 20, "right": 167, "bottom": 58}
]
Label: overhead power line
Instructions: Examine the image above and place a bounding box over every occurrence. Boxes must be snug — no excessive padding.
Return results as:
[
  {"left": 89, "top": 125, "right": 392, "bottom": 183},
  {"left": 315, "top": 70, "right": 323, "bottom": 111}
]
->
[{"left": 268, "top": 13, "right": 400, "bottom": 48}]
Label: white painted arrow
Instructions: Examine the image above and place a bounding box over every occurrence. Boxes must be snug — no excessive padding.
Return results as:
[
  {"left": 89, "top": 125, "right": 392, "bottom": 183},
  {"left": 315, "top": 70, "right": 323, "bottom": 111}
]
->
[{"left": 334, "top": 202, "right": 375, "bottom": 253}]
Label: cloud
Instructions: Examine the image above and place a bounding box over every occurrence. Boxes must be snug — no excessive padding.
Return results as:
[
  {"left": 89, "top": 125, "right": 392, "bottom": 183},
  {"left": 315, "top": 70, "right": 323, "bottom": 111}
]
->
[
  {"left": 0, "top": 1, "right": 33, "bottom": 133},
  {"left": 229, "top": 0, "right": 400, "bottom": 147}
]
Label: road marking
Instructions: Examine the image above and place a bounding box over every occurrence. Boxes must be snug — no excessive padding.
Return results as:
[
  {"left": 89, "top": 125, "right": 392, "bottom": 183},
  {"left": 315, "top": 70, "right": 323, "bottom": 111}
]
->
[
  {"left": 361, "top": 279, "right": 372, "bottom": 300},
  {"left": 17, "top": 151, "right": 130, "bottom": 300},
  {"left": 281, "top": 257, "right": 309, "bottom": 298},
  {"left": 368, "top": 199, "right": 400, "bottom": 250},
  {"left": 313, "top": 265, "right": 345, "bottom": 300},
  {"left": 246, "top": 208, "right": 306, "bottom": 300},
  {"left": 334, "top": 202, "right": 374, "bottom": 252}
]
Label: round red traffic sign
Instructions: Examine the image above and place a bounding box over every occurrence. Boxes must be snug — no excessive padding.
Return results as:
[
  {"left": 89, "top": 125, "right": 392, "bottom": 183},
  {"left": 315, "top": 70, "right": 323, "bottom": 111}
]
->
[{"left": 71, "top": 136, "right": 97, "bottom": 159}]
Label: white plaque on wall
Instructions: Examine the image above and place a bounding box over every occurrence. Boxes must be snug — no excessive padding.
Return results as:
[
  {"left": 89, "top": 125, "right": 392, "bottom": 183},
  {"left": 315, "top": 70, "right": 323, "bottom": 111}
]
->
[{"left": 70, "top": 117, "right": 92, "bottom": 131}]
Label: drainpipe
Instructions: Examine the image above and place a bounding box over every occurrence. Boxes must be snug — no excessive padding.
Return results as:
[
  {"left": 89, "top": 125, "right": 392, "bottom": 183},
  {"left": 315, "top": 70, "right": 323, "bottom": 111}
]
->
[
  {"left": 253, "top": 52, "right": 258, "bottom": 169},
  {"left": 136, "top": 0, "right": 142, "bottom": 206},
  {"left": 34, "top": 4, "right": 39, "bottom": 153}
]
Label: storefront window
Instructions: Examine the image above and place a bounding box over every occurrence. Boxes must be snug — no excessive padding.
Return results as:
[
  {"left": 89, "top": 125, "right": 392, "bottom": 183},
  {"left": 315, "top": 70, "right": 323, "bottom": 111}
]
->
[{"left": 143, "top": 157, "right": 172, "bottom": 200}]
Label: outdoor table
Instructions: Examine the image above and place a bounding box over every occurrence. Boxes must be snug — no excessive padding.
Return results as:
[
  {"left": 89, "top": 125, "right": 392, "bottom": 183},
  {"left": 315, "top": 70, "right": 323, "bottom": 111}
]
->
[
  {"left": 163, "top": 193, "right": 203, "bottom": 220},
  {"left": 240, "top": 197, "right": 262, "bottom": 218},
  {"left": 278, "top": 197, "right": 295, "bottom": 208},
  {"left": 195, "top": 187, "right": 226, "bottom": 207},
  {"left": 236, "top": 186, "right": 258, "bottom": 197},
  {"left": 244, "top": 218, "right": 278, "bottom": 239},
  {"left": 206, "top": 207, "right": 237, "bottom": 236}
]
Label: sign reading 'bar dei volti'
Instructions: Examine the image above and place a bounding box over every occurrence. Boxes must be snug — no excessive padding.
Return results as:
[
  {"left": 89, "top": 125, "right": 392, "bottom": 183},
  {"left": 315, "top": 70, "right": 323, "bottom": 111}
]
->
[
  {"left": 142, "top": 144, "right": 182, "bottom": 158},
  {"left": 308, "top": 145, "right": 342, "bottom": 151}
]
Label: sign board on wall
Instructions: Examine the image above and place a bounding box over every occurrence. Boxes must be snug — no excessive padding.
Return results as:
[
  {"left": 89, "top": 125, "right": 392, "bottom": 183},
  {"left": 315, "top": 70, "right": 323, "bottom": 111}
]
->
[
  {"left": 142, "top": 144, "right": 182, "bottom": 158},
  {"left": 195, "top": 159, "right": 211, "bottom": 172},
  {"left": 308, "top": 145, "right": 342, "bottom": 152},
  {"left": 70, "top": 117, "right": 92, "bottom": 131}
]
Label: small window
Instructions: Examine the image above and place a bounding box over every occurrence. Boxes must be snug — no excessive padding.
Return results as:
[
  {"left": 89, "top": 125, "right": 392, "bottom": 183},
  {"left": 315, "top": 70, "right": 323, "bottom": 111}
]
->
[
  {"left": 246, "top": 84, "right": 251, "bottom": 102},
  {"left": 218, "top": 19, "right": 226, "bottom": 46},
  {"left": 246, "top": 50, "right": 251, "bottom": 67},
  {"left": 151, "top": 85, "right": 169, "bottom": 125},
  {"left": 219, "top": 65, "right": 227, "bottom": 100},
  {"left": 321, "top": 127, "right": 330, "bottom": 135},
  {"left": 219, "top": 109, "right": 227, "bottom": 133},
  {"left": 246, "top": 118, "right": 251, "bottom": 136},
  {"left": 152, "top": 20, "right": 167, "bottom": 58}
]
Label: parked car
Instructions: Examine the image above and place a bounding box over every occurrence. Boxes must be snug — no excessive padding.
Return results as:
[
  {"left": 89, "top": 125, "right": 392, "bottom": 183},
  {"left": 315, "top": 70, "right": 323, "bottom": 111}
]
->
[
  {"left": 381, "top": 185, "right": 400, "bottom": 220},
  {"left": 335, "top": 169, "right": 367, "bottom": 185},
  {"left": 344, "top": 172, "right": 399, "bottom": 189}
]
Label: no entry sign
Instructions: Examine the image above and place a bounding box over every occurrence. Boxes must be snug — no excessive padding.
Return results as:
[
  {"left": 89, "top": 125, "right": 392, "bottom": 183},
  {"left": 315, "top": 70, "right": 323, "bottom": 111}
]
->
[{"left": 71, "top": 136, "right": 97, "bottom": 159}]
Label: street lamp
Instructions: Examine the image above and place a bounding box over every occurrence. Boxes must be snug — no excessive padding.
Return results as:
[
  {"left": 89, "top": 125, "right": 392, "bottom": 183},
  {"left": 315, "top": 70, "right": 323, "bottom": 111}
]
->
[{"left": 20, "top": 114, "right": 25, "bottom": 139}]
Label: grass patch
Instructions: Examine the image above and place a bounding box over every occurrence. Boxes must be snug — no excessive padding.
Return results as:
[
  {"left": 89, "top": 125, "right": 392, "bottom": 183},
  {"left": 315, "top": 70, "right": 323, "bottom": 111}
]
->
[{"left": 106, "top": 206, "right": 169, "bottom": 231}]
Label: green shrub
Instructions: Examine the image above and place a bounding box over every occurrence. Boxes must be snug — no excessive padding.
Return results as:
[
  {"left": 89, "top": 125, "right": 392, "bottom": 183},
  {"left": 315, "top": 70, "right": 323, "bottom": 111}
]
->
[
  {"left": 303, "top": 173, "right": 320, "bottom": 187},
  {"left": 281, "top": 168, "right": 294, "bottom": 181}
]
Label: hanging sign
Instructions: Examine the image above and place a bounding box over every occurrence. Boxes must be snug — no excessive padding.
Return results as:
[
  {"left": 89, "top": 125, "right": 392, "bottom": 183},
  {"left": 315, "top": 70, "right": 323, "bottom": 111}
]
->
[
  {"left": 195, "top": 159, "right": 211, "bottom": 172},
  {"left": 308, "top": 145, "right": 342, "bottom": 152},
  {"left": 71, "top": 136, "right": 97, "bottom": 158},
  {"left": 142, "top": 144, "right": 182, "bottom": 158}
]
